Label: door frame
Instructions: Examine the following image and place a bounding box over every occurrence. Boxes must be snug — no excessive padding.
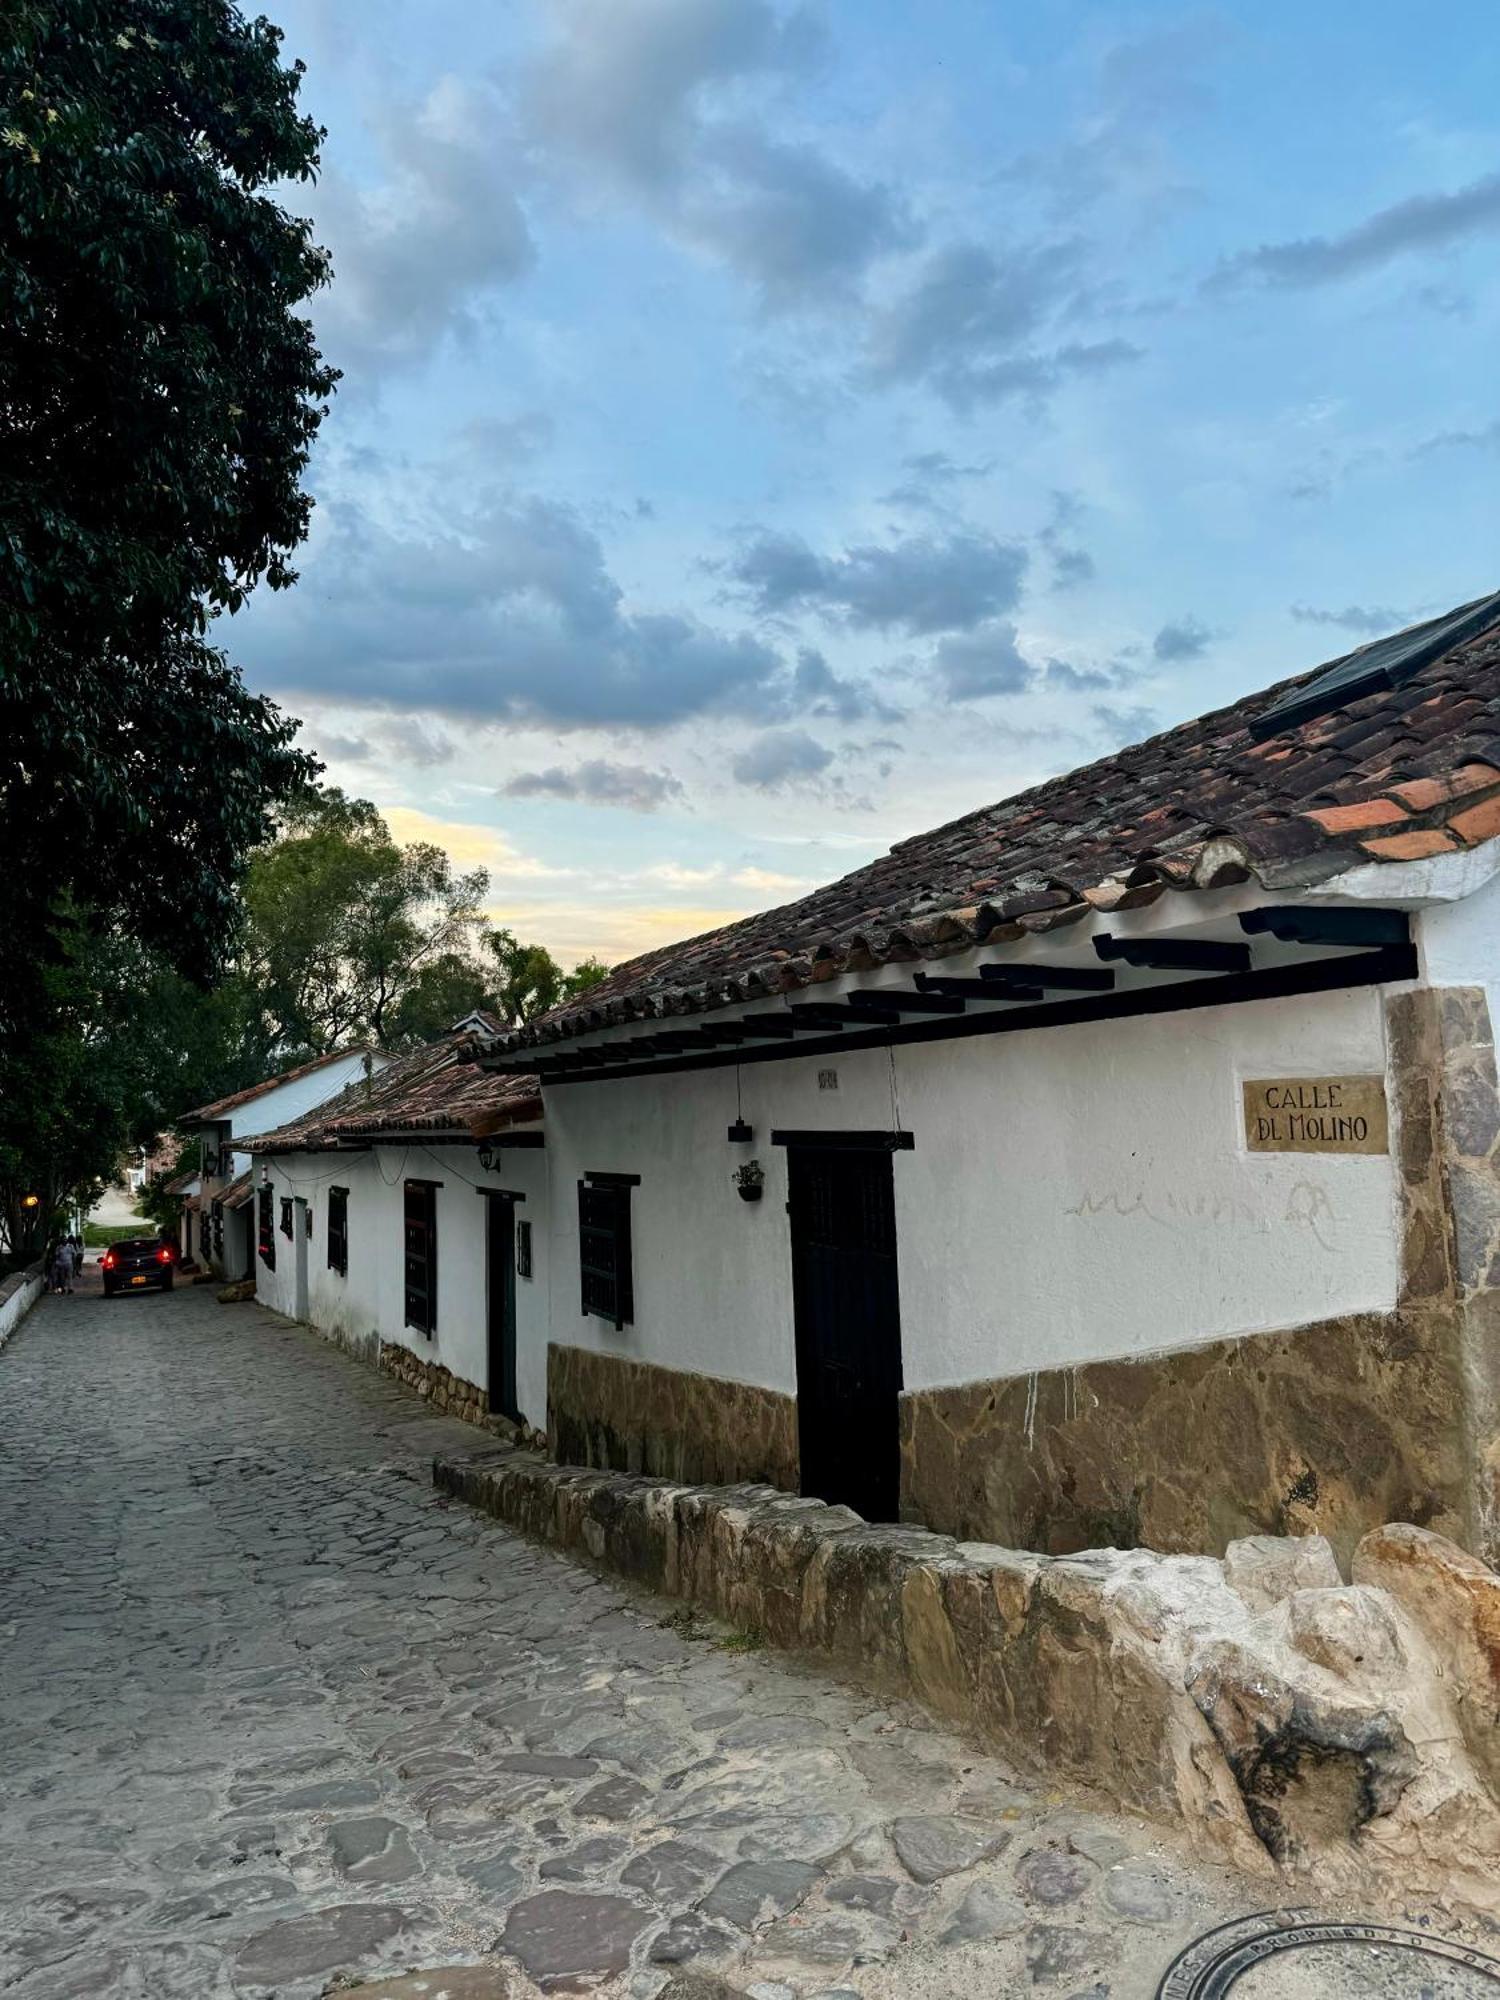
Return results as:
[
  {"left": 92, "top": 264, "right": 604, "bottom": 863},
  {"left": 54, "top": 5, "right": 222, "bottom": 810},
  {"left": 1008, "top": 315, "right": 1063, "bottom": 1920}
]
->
[
  {"left": 778, "top": 1129, "right": 910, "bottom": 1523},
  {"left": 291, "top": 1196, "right": 310, "bottom": 1320},
  {"left": 481, "top": 1189, "right": 523, "bottom": 1422}
]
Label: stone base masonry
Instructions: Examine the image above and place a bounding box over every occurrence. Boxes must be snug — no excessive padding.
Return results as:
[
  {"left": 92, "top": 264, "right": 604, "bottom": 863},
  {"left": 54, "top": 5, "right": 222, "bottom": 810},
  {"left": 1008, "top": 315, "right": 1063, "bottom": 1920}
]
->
[
  {"left": 548, "top": 1341, "right": 799, "bottom": 1491},
  {"left": 436, "top": 1444, "right": 1500, "bottom": 1924}
]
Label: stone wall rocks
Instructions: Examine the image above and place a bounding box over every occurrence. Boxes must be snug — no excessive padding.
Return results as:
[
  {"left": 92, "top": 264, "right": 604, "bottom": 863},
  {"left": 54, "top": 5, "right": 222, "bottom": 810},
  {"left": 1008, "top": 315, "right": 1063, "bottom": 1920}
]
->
[
  {"left": 548, "top": 1343, "right": 798, "bottom": 1492},
  {"left": 1353, "top": 1521, "right": 1500, "bottom": 1796},
  {"left": 380, "top": 1344, "right": 489, "bottom": 1427},
  {"left": 435, "top": 1445, "right": 1500, "bottom": 1920}
]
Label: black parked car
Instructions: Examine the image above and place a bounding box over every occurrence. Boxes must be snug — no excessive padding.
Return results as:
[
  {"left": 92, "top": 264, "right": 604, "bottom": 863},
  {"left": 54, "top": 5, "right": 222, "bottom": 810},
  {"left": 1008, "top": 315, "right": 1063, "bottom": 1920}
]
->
[{"left": 101, "top": 1237, "right": 175, "bottom": 1296}]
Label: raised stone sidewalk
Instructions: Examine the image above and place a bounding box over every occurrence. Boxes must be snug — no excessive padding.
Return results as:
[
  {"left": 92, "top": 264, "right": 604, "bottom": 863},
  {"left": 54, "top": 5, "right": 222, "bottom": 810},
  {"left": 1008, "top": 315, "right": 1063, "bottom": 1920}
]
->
[{"left": 435, "top": 1443, "right": 1500, "bottom": 1924}]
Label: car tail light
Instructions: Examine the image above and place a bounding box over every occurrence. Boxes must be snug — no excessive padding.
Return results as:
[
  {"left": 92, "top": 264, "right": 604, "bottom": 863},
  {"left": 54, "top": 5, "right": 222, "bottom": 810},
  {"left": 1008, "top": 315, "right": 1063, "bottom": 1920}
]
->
[
  {"left": 102, "top": 1252, "right": 116, "bottom": 1270},
  {"left": 157, "top": 1247, "right": 173, "bottom": 1264}
]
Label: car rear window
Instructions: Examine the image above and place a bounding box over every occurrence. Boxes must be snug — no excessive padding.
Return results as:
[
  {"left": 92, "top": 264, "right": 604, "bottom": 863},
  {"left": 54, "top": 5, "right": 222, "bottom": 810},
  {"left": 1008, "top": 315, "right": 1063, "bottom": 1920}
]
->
[{"left": 114, "top": 1239, "right": 161, "bottom": 1254}]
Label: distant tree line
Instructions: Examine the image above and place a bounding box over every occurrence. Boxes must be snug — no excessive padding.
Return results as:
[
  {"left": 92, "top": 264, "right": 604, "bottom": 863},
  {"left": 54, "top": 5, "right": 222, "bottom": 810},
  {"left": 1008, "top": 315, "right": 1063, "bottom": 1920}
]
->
[{"left": 0, "top": 786, "right": 610, "bottom": 1262}]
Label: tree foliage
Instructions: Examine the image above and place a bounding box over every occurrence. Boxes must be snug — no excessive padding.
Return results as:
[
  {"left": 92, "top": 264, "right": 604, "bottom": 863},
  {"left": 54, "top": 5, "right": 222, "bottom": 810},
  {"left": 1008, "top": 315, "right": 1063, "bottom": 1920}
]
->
[
  {"left": 0, "top": 0, "right": 335, "bottom": 997},
  {"left": 242, "top": 790, "right": 491, "bottom": 1052}
]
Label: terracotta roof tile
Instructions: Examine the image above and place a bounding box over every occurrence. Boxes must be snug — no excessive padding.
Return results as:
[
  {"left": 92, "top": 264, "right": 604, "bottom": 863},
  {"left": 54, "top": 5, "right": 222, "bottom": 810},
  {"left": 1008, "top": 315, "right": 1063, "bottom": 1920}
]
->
[
  {"left": 241, "top": 1037, "right": 539, "bottom": 1153},
  {"left": 1357, "top": 828, "right": 1461, "bottom": 861},
  {"left": 488, "top": 598, "right": 1500, "bottom": 1055},
  {"left": 1448, "top": 793, "right": 1500, "bottom": 847}
]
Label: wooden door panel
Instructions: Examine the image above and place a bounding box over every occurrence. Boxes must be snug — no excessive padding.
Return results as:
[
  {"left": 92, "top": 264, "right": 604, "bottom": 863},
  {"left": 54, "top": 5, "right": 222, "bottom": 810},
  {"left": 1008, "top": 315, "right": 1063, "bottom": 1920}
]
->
[{"left": 788, "top": 1146, "right": 903, "bottom": 1522}]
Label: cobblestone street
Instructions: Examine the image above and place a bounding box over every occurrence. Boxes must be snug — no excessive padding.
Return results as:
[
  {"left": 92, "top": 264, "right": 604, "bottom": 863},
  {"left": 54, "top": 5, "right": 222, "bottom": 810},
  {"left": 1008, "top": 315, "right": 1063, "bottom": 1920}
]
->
[{"left": 0, "top": 1278, "right": 1458, "bottom": 2000}]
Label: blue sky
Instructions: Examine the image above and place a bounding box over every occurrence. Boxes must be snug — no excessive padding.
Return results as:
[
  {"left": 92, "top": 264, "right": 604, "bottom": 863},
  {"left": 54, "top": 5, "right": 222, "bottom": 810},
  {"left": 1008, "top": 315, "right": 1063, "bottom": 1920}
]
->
[{"left": 234, "top": 0, "right": 1500, "bottom": 968}]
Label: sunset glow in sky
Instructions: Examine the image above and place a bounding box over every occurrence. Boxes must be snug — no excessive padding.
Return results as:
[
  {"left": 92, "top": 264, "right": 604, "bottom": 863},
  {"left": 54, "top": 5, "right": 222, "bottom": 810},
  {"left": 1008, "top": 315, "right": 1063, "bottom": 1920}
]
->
[{"left": 236, "top": 1, "right": 1500, "bottom": 967}]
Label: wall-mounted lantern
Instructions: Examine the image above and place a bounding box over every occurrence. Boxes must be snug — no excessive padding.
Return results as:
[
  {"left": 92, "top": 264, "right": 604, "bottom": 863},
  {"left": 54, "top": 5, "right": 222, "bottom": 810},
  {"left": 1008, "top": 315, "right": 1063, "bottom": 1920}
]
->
[
  {"left": 733, "top": 1159, "right": 765, "bottom": 1203},
  {"left": 477, "top": 1140, "right": 498, "bottom": 1173}
]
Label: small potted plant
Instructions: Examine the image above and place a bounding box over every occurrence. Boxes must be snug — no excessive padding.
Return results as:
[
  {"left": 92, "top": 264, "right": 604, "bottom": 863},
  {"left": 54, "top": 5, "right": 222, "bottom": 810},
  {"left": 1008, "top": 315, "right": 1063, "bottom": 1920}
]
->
[{"left": 733, "top": 1159, "right": 765, "bottom": 1203}]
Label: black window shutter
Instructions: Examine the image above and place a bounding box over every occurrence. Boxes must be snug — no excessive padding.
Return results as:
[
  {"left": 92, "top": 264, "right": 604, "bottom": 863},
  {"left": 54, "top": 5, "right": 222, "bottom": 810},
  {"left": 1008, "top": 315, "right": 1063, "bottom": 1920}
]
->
[
  {"left": 578, "top": 1179, "right": 634, "bottom": 1329},
  {"left": 328, "top": 1188, "right": 348, "bottom": 1275},
  {"left": 404, "top": 1181, "right": 438, "bottom": 1336},
  {"left": 257, "top": 1184, "right": 275, "bottom": 1270},
  {"left": 279, "top": 1197, "right": 293, "bottom": 1240}
]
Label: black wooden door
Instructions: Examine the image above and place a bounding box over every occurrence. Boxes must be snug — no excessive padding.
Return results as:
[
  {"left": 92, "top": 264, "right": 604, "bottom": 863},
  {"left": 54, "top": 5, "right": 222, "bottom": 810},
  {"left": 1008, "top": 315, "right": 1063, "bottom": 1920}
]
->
[
  {"left": 485, "top": 1195, "right": 519, "bottom": 1421},
  {"left": 787, "top": 1144, "right": 904, "bottom": 1522}
]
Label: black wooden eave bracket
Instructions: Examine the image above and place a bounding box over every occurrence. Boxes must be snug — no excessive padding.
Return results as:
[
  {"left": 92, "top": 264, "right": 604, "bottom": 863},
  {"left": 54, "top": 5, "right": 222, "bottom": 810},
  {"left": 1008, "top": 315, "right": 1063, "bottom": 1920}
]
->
[
  {"left": 1239, "top": 905, "right": 1411, "bottom": 948},
  {"left": 770, "top": 1129, "right": 915, "bottom": 1151},
  {"left": 501, "top": 936, "right": 1417, "bottom": 1086},
  {"left": 1094, "top": 935, "right": 1251, "bottom": 973}
]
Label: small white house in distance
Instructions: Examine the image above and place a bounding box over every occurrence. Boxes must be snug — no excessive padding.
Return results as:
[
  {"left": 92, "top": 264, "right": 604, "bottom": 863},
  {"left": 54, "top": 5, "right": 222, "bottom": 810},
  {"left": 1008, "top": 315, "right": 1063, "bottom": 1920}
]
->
[
  {"left": 471, "top": 590, "right": 1500, "bottom": 1569},
  {"left": 178, "top": 1048, "right": 389, "bottom": 1282},
  {"left": 241, "top": 1039, "right": 545, "bottom": 1429}
]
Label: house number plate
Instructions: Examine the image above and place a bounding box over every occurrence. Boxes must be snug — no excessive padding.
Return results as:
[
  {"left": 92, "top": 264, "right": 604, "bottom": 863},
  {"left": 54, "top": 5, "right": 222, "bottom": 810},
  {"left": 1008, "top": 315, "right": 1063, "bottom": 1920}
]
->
[{"left": 1241, "top": 1075, "right": 1388, "bottom": 1155}]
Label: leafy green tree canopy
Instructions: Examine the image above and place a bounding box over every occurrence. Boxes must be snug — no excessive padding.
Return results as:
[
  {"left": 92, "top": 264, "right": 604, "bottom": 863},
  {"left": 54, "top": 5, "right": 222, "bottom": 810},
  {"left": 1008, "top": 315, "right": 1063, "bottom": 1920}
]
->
[
  {"left": 243, "top": 790, "right": 492, "bottom": 1052},
  {"left": 0, "top": 0, "right": 335, "bottom": 992}
]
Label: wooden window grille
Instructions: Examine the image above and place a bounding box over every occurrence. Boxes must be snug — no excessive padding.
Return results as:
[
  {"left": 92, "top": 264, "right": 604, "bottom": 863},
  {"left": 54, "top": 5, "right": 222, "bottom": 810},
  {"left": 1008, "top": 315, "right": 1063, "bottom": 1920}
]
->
[
  {"left": 257, "top": 1184, "right": 275, "bottom": 1270},
  {"left": 404, "top": 1180, "right": 438, "bottom": 1337},
  {"left": 327, "top": 1187, "right": 349, "bottom": 1276},
  {"left": 578, "top": 1174, "right": 637, "bottom": 1329},
  {"left": 516, "top": 1217, "right": 533, "bottom": 1281},
  {"left": 279, "top": 1196, "right": 293, "bottom": 1240}
]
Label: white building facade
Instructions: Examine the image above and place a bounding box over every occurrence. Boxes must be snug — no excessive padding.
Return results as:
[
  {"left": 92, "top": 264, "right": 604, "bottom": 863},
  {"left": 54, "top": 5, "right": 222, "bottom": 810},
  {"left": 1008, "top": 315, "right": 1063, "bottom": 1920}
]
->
[
  {"left": 472, "top": 599, "right": 1500, "bottom": 1567},
  {"left": 245, "top": 1048, "right": 547, "bottom": 1429},
  {"left": 179, "top": 1049, "right": 387, "bottom": 1281}
]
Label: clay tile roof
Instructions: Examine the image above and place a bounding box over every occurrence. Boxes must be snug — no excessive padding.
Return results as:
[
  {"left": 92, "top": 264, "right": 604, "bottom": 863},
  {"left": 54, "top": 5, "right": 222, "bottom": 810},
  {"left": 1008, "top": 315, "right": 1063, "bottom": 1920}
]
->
[
  {"left": 162, "top": 1167, "right": 199, "bottom": 1196},
  {"left": 241, "top": 1038, "right": 540, "bottom": 1153},
  {"left": 179, "top": 1047, "right": 376, "bottom": 1125},
  {"left": 494, "top": 596, "right": 1500, "bottom": 1053}
]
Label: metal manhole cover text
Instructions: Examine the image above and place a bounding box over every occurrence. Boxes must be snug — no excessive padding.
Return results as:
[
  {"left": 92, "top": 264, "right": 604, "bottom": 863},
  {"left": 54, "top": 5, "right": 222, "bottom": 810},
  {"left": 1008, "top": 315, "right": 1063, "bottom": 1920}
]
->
[{"left": 1158, "top": 1910, "right": 1500, "bottom": 1997}]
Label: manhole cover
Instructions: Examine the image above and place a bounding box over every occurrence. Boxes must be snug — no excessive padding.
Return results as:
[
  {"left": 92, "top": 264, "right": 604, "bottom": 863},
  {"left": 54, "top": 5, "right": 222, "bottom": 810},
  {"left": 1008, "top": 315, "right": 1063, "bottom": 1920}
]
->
[{"left": 1158, "top": 1910, "right": 1500, "bottom": 1998}]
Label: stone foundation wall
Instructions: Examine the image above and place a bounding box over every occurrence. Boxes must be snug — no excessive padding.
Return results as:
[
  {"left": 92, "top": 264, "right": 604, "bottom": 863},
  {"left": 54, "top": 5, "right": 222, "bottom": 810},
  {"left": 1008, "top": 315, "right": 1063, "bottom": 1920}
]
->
[
  {"left": 548, "top": 1342, "right": 798, "bottom": 1492},
  {"left": 900, "top": 1306, "right": 1470, "bottom": 1566},
  {"left": 902, "top": 985, "right": 1500, "bottom": 1567},
  {"left": 435, "top": 1443, "right": 1500, "bottom": 1921},
  {"left": 379, "top": 1342, "right": 491, "bottom": 1427}
]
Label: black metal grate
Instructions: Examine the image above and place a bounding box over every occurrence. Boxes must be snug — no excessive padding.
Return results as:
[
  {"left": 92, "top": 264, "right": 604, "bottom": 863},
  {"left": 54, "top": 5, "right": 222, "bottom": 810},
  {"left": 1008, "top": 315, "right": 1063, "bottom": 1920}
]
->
[
  {"left": 257, "top": 1184, "right": 275, "bottom": 1270},
  {"left": 327, "top": 1186, "right": 348, "bottom": 1276}
]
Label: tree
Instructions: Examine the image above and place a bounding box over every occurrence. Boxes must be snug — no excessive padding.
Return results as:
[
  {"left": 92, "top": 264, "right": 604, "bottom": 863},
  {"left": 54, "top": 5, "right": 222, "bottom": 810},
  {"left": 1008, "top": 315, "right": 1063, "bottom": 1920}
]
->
[
  {"left": 563, "top": 956, "right": 611, "bottom": 1001},
  {"left": 0, "top": 0, "right": 334, "bottom": 1001},
  {"left": 0, "top": 920, "right": 183, "bottom": 1259},
  {"left": 387, "top": 953, "right": 494, "bottom": 1048},
  {"left": 484, "top": 929, "right": 563, "bottom": 1025},
  {"left": 241, "top": 791, "right": 491, "bottom": 1053}
]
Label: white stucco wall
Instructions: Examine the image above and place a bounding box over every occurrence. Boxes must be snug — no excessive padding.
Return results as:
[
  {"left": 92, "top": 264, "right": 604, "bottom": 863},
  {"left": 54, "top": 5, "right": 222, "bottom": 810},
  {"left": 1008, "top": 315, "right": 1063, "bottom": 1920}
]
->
[
  {"left": 1420, "top": 866, "right": 1500, "bottom": 1033},
  {"left": 256, "top": 1139, "right": 550, "bottom": 1428},
  {"left": 224, "top": 1051, "right": 388, "bottom": 1180},
  {"left": 542, "top": 979, "right": 1401, "bottom": 1398}
]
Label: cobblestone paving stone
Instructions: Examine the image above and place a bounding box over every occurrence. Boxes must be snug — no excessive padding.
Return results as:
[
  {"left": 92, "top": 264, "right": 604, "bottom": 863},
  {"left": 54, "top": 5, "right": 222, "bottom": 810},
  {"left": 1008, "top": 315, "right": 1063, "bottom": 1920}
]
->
[{"left": 0, "top": 1277, "right": 1468, "bottom": 2000}]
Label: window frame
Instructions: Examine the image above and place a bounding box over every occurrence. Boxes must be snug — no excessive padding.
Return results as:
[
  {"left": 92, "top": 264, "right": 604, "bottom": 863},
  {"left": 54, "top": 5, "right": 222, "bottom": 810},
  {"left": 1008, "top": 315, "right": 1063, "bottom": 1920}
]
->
[
  {"left": 578, "top": 1171, "right": 638, "bottom": 1331},
  {"left": 516, "top": 1216, "right": 533, "bottom": 1281},
  {"left": 279, "top": 1195, "right": 293, "bottom": 1241},
  {"left": 257, "top": 1183, "right": 275, "bottom": 1270},
  {"left": 403, "top": 1179, "right": 440, "bottom": 1338},
  {"left": 327, "top": 1186, "right": 349, "bottom": 1277}
]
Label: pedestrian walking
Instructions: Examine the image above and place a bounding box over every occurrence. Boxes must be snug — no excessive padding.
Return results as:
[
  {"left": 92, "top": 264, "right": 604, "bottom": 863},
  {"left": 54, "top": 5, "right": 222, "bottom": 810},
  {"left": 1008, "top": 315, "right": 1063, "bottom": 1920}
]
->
[{"left": 49, "top": 1242, "right": 71, "bottom": 1295}]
